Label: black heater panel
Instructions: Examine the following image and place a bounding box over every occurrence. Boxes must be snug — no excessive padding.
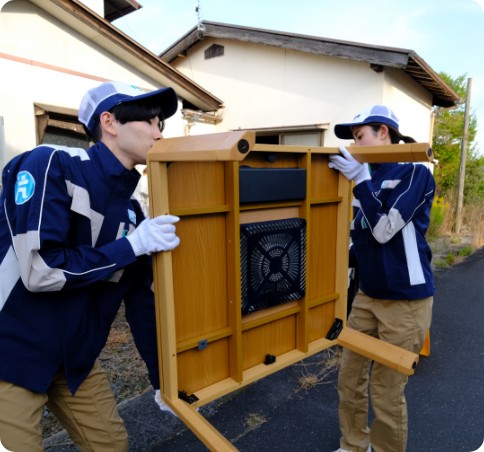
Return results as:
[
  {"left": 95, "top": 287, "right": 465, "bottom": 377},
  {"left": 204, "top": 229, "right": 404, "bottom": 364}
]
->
[
  {"left": 239, "top": 167, "right": 306, "bottom": 204},
  {"left": 240, "top": 218, "right": 306, "bottom": 315}
]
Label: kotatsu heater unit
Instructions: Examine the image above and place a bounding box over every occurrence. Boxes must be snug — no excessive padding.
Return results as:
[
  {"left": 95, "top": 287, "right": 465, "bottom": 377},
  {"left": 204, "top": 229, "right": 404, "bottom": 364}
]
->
[{"left": 240, "top": 217, "right": 307, "bottom": 315}]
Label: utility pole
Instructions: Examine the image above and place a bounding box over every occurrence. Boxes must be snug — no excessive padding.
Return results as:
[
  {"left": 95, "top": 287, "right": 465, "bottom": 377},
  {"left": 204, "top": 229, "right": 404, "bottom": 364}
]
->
[{"left": 455, "top": 77, "right": 472, "bottom": 234}]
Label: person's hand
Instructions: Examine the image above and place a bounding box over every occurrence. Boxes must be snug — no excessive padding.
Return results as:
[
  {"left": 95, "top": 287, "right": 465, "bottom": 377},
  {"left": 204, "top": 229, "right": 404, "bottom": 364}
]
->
[
  {"left": 154, "top": 389, "right": 177, "bottom": 416},
  {"left": 127, "top": 215, "right": 180, "bottom": 256},
  {"left": 328, "top": 146, "right": 371, "bottom": 185}
]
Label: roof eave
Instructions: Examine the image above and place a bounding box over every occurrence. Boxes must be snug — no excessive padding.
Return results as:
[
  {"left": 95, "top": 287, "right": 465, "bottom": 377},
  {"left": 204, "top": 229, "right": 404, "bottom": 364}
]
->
[
  {"left": 28, "top": 0, "right": 223, "bottom": 112},
  {"left": 161, "top": 21, "right": 459, "bottom": 108},
  {"left": 104, "top": 0, "right": 142, "bottom": 22},
  {"left": 406, "top": 53, "right": 460, "bottom": 108}
]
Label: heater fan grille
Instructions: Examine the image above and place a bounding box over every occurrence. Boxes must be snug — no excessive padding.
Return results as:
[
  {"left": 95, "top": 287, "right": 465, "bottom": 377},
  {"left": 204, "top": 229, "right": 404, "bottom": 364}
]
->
[{"left": 240, "top": 218, "right": 306, "bottom": 315}]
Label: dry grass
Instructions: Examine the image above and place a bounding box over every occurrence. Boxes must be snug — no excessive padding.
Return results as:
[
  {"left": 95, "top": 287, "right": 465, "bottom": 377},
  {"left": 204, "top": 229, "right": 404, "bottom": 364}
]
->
[
  {"left": 245, "top": 412, "right": 268, "bottom": 430},
  {"left": 229, "top": 412, "right": 268, "bottom": 443},
  {"left": 295, "top": 347, "right": 342, "bottom": 392},
  {"left": 464, "top": 203, "right": 484, "bottom": 249},
  {"left": 430, "top": 201, "right": 484, "bottom": 268}
]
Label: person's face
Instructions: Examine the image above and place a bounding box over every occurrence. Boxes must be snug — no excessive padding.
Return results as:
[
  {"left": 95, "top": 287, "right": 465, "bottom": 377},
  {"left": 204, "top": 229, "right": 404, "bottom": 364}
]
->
[
  {"left": 351, "top": 124, "right": 389, "bottom": 146},
  {"left": 109, "top": 115, "right": 163, "bottom": 169}
]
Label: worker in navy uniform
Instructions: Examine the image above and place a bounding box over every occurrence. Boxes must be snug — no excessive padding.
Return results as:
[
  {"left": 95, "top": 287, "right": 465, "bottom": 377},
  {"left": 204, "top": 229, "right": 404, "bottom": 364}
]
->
[
  {"left": 329, "top": 105, "right": 434, "bottom": 452},
  {"left": 0, "top": 81, "right": 181, "bottom": 451}
]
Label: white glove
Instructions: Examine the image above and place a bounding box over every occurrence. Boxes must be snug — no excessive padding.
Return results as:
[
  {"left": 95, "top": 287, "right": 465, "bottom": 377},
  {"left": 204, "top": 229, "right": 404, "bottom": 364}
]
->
[
  {"left": 127, "top": 215, "right": 180, "bottom": 256},
  {"left": 328, "top": 146, "right": 371, "bottom": 185},
  {"left": 154, "top": 389, "right": 199, "bottom": 416},
  {"left": 154, "top": 389, "right": 177, "bottom": 416}
]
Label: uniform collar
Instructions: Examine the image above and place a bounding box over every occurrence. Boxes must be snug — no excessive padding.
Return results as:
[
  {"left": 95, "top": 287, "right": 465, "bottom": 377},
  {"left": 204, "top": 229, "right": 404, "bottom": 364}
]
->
[
  {"left": 88, "top": 142, "right": 141, "bottom": 193},
  {"left": 370, "top": 162, "right": 398, "bottom": 177}
]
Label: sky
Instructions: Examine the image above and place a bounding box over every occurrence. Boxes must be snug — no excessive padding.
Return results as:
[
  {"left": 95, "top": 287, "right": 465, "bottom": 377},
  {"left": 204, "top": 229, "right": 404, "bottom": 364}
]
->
[{"left": 113, "top": 0, "right": 484, "bottom": 154}]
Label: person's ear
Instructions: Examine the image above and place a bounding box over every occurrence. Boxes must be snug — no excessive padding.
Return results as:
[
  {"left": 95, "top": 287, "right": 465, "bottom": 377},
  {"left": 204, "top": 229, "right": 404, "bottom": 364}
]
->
[
  {"left": 99, "top": 111, "right": 117, "bottom": 136},
  {"left": 379, "top": 124, "right": 391, "bottom": 141}
]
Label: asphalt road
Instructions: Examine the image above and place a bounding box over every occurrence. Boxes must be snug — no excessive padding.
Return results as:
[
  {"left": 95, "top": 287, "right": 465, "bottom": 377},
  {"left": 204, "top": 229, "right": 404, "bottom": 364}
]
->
[{"left": 44, "top": 247, "right": 484, "bottom": 452}]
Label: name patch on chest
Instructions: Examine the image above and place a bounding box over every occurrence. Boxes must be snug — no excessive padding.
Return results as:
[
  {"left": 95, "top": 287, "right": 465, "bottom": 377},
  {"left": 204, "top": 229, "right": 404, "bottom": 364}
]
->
[{"left": 380, "top": 179, "right": 401, "bottom": 190}]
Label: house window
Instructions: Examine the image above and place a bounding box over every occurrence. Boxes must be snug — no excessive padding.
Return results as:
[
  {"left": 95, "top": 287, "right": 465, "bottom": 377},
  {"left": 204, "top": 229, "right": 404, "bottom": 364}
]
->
[
  {"left": 254, "top": 129, "right": 325, "bottom": 147},
  {"left": 282, "top": 133, "right": 321, "bottom": 146},
  {"left": 35, "top": 104, "right": 90, "bottom": 148},
  {"left": 205, "top": 44, "right": 224, "bottom": 60}
]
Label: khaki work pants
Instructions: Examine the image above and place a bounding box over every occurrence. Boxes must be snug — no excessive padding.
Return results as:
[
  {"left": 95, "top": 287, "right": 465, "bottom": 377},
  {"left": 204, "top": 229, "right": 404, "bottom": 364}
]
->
[
  {"left": 337, "top": 293, "right": 433, "bottom": 452},
  {"left": 0, "top": 360, "right": 128, "bottom": 452}
]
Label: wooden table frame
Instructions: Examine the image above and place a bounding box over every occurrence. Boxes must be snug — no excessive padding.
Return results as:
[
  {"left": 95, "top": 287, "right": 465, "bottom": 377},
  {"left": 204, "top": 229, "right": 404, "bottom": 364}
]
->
[{"left": 147, "top": 131, "right": 431, "bottom": 450}]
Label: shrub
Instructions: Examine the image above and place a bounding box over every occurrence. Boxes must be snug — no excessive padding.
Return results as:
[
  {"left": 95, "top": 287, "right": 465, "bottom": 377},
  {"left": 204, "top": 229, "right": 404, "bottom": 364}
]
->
[
  {"left": 428, "top": 196, "right": 450, "bottom": 238},
  {"left": 458, "top": 245, "right": 473, "bottom": 257},
  {"left": 445, "top": 251, "right": 455, "bottom": 266}
]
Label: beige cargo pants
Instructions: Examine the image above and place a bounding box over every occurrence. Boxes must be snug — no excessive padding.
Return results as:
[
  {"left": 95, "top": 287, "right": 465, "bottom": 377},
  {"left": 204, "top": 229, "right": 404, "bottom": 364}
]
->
[
  {"left": 337, "top": 292, "right": 433, "bottom": 452},
  {"left": 0, "top": 360, "right": 128, "bottom": 452}
]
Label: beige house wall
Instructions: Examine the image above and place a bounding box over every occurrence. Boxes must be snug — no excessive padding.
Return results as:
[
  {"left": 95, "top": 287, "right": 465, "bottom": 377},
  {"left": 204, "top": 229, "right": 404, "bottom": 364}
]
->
[
  {"left": 171, "top": 37, "right": 434, "bottom": 145},
  {"left": 382, "top": 68, "right": 435, "bottom": 143},
  {"left": 0, "top": 1, "right": 185, "bottom": 162}
]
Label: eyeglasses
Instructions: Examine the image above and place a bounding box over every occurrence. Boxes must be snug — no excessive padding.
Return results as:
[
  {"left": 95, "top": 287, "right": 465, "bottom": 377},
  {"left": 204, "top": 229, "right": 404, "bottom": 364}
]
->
[{"left": 159, "top": 119, "right": 165, "bottom": 134}]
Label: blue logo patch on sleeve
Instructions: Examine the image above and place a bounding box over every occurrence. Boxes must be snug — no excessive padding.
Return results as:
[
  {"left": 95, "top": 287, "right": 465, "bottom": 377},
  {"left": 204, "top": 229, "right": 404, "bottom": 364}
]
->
[
  {"left": 14, "top": 171, "right": 35, "bottom": 205},
  {"left": 128, "top": 209, "right": 136, "bottom": 224}
]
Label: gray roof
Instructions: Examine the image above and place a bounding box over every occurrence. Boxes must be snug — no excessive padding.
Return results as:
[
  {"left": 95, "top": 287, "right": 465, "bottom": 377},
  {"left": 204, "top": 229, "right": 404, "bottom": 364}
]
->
[{"left": 161, "top": 21, "right": 459, "bottom": 108}]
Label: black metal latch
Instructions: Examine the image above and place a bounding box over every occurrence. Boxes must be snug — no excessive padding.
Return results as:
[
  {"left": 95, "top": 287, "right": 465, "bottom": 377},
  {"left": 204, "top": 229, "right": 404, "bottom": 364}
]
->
[{"left": 325, "top": 318, "right": 343, "bottom": 340}]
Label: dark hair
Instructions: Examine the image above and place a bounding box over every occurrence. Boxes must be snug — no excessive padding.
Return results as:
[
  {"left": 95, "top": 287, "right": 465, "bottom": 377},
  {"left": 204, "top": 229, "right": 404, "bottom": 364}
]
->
[
  {"left": 89, "top": 98, "right": 166, "bottom": 143},
  {"left": 369, "top": 124, "right": 416, "bottom": 144}
]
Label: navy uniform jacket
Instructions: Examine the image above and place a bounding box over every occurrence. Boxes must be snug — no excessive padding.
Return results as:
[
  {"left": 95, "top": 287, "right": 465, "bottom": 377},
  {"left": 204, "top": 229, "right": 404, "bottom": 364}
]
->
[
  {"left": 0, "top": 142, "right": 159, "bottom": 394},
  {"left": 350, "top": 162, "right": 435, "bottom": 300}
]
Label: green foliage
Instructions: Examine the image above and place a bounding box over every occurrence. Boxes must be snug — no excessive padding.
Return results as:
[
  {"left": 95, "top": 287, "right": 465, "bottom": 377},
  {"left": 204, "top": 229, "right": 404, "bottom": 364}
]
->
[
  {"left": 433, "top": 259, "right": 448, "bottom": 268},
  {"left": 428, "top": 196, "right": 449, "bottom": 239},
  {"left": 445, "top": 251, "right": 455, "bottom": 266},
  {"left": 458, "top": 245, "right": 473, "bottom": 257},
  {"left": 432, "top": 73, "right": 483, "bottom": 203},
  {"left": 433, "top": 244, "right": 474, "bottom": 269}
]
